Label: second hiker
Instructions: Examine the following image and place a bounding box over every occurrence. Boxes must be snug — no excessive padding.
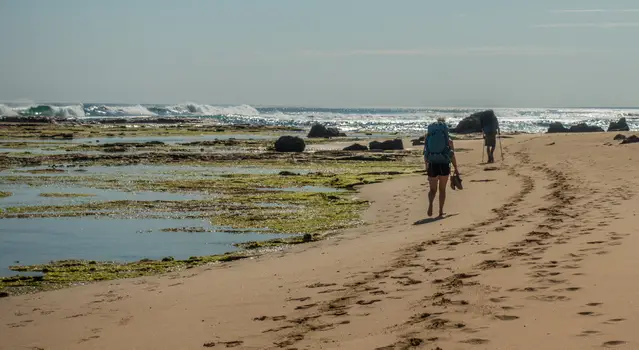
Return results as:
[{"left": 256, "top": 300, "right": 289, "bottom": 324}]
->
[{"left": 479, "top": 111, "right": 500, "bottom": 163}]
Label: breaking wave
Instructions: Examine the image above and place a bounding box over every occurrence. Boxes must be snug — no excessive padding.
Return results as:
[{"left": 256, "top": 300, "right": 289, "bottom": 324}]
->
[{"left": 1, "top": 102, "right": 637, "bottom": 134}]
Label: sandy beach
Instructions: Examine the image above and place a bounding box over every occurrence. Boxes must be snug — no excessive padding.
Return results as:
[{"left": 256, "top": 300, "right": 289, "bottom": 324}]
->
[{"left": 1, "top": 131, "right": 638, "bottom": 350}]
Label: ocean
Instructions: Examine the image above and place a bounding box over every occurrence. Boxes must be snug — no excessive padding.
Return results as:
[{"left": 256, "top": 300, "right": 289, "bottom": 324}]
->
[{"left": 1, "top": 102, "right": 638, "bottom": 135}]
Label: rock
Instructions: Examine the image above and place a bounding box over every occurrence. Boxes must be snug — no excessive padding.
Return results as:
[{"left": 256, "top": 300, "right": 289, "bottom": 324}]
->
[
  {"left": 102, "top": 146, "right": 128, "bottom": 153},
  {"left": 0, "top": 291, "right": 9, "bottom": 298},
  {"left": 614, "top": 134, "right": 627, "bottom": 141},
  {"left": 621, "top": 135, "right": 639, "bottom": 144},
  {"left": 39, "top": 133, "right": 74, "bottom": 139},
  {"left": 568, "top": 123, "right": 604, "bottom": 133},
  {"left": 343, "top": 143, "right": 368, "bottom": 151},
  {"left": 274, "top": 136, "right": 306, "bottom": 152},
  {"left": 607, "top": 118, "right": 630, "bottom": 132},
  {"left": 411, "top": 136, "right": 425, "bottom": 146},
  {"left": 369, "top": 139, "right": 404, "bottom": 151},
  {"left": 453, "top": 110, "right": 496, "bottom": 134},
  {"left": 307, "top": 123, "right": 346, "bottom": 138},
  {"left": 278, "top": 171, "right": 299, "bottom": 176},
  {"left": 547, "top": 122, "right": 569, "bottom": 133}
]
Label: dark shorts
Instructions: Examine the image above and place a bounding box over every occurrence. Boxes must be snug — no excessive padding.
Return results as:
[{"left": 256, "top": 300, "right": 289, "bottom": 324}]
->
[
  {"left": 484, "top": 132, "right": 497, "bottom": 147},
  {"left": 427, "top": 163, "right": 451, "bottom": 177}
]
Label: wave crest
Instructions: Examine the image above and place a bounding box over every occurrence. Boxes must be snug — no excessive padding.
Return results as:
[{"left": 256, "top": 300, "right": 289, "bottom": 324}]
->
[
  {"left": 165, "top": 103, "right": 259, "bottom": 116},
  {"left": 0, "top": 104, "right": 85, "bottom": 118},
  {"left": 85, "top": 105, "right": 155, "bottom": 117}
]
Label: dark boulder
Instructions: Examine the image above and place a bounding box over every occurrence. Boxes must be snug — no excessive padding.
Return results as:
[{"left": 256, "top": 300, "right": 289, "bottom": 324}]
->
[
  {"left": 607, "top": 118, "right": 630, "bottom": 132},
  {"left": 621, "top": 135, "right": 639, "bottom": 144},
  {"left": 453, "top": 110, "right": 496, "bottom": 134},
  {"left": 39, "top": 133, "right": 74, "bottom": 139},
  {"left": 411, "top": 136, "right": 425, "bottom": 146},
  {"left": 568, "top": 123, "right": 604, "bottom": 133},
  {"left": 369, "top": 139, "right": 404, "bottom": 151},
  {"left": 307, "top": 123, "right": 346, "bottom": 138},
  {"left": 547, "top": 122, "right": 569, "bottom": 133},
  {"left": 274, "top": 136, "right": 306, "bottom": 152},
  {"left": 343, "top": 143, "right": 368, "bottom": 151},
  {"left": 614, "top": 134, "right": 627, "bottom": 141}
]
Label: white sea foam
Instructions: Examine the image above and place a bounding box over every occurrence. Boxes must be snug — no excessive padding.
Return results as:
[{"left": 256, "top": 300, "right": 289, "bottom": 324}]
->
[
  {"left": 52, "top": 105, "right": 86, "bottom": 118},
  {"left": 0, "top": 104, "right": 18, "bottom": 117},
  {"left": 168, "top": 103, "right": 259, "bottom": 116},
  {"left": 85, "top": 104, "right": 156, "bottom": 116}
]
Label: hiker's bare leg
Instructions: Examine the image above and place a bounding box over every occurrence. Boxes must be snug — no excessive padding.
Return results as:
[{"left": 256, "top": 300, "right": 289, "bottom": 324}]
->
[
  {"left": 438, "top": 175, "right": 449, "bottom": 217},
  {"left": 427, "top": 176, "right": 438, "bottom": 217},
  {"left": 490, "top": 146, "right": 496, "bottom": 161}
]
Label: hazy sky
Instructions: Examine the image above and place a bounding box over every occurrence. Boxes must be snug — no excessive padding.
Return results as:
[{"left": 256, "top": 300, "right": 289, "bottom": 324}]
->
[{"left": 1, "top": 0, "right": 639, "bottom": 107}]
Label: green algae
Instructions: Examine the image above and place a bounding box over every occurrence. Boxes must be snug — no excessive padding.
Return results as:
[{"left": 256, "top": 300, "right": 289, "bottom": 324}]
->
[
  {"left": 0, "top": 191, "right": 11, "bottom": 198},
  {"left": 39, "top": 192, "right": 97, "bottom": 198},
  {"left": 0, "top": 253, "right": 249, "bottom": 293},
  {"left": 212, "top": 192, "right": 369, "bottom": 234},
  {"left": 0, "top": 122, "right": 302, "bottom": 140},
  {"left": 0, "top": 234, "right": 318, "bottom": 294}
]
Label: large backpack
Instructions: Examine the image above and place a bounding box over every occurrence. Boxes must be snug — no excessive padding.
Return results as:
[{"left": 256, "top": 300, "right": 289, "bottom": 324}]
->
[{"left": 425, "top": 122, "right": 451, "bottom": 164}]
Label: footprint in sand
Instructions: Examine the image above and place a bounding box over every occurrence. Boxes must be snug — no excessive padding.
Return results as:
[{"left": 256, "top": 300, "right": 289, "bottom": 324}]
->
[
  {"left": 287, "top": 296, "right": 311, "bottom": 302},
  {"left": 490, "top": 297, "right": 509, "bottom": 303},
  {"left": 604, "top": 318, "right": 626, "bottom": 325},
  {"left": 495, "top": 315, "right": 519, "bottom": 321},
  {"left": 578, "top": 311, "right": 601, "bottom": 317},
  {"left": 306, "top": 282, "right": 337, "bottom": 288},
  {"left": 578, "top": 330, "right": 601, "bottom": 337},
  {"left": 461, "top": 338, "right": 490, "bottom": 344},
  {"left": 356, "top": 299, "right": 382, "bottom": 306},
  {"left": 529, "top": 295, "right": 570, "bottom": 302},
  {"left": 602, "top": 341, "right": 626, "bottom": 347},
  {"left": 78, "top": 335, "right": 100, "bottom": 343},
  {"left": 587, "top": 303, "right": 603, "bottom": 307},
  {"left": 118, "top": 316, "right": 133, "bottom": 326},
  {"left": 295, "top": 303, "right": 318, "bottom": 310}
]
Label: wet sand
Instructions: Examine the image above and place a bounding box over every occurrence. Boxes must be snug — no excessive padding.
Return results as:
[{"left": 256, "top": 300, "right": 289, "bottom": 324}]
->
[{"left": 1, "top": 132, "right": 638, "bottom": 349}]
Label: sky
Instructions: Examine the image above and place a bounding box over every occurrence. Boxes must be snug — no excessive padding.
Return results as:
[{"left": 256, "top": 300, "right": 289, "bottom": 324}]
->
[{"left": 1, "top": 0, "right": 639, "bottom": 108}]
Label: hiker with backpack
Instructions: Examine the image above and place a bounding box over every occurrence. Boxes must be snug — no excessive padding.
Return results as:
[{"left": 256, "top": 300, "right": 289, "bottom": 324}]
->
[{"left": 424, "top": 118, "right": 460, "bottom": 217}]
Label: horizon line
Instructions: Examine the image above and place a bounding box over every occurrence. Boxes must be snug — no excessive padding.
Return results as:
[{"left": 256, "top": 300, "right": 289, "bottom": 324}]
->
[{"left": 2, "top": 101, "right": 639, "bottom": 111}]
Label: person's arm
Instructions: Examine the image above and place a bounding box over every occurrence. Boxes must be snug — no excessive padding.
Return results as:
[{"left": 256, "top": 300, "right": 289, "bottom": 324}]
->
[
  {"left": 451, "top": 152, "right": 459, "bottom": 174},
  {"left": 423, "top": 133, "right": 429, "bottom": 172}
]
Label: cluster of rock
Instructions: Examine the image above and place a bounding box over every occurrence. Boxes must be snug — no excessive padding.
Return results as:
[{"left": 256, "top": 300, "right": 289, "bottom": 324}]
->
[
  {"left": 547, "top": 118, "right": 629, "bottom": 133},
  {"left": 273, "top": 123, "right": 405, "bottom": 153},
  {"left": 449, "top": 110, "right": 633, "bottom": 135},
  {"left": 547, "top": 122, "right": 604, "bottom": 133},
  {"left": 614, "top": 134, "right": 639, "bottom": 145},
  {"left": 307, "top": 123, "right": 347, "bottom": 138},
  {"left": 274, "top": 123, "right": 348, "bottom": 152}
]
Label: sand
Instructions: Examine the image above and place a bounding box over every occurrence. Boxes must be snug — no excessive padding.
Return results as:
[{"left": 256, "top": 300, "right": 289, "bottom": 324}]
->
[{"left": 1, "top": 132, "right": 638, "bottom": 350}]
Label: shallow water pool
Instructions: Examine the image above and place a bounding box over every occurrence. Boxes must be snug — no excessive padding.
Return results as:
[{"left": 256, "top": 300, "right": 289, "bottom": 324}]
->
[
  {"left": 0, "top": 217, "right": 292, "bottom": 277},
  {"left": 0, "top": 184, "right": 205, "bottom": 208}
]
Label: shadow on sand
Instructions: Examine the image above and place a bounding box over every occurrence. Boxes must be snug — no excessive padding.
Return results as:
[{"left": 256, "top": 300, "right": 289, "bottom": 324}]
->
[{"left": 413, "top": 213, "right": 459, "bottom": 226}]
